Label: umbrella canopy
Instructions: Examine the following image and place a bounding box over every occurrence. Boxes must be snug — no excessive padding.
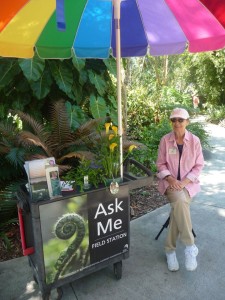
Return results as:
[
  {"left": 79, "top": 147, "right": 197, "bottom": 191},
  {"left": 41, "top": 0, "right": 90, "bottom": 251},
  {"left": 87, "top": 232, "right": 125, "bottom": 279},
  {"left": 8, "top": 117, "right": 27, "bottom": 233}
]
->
[{"left": 1, "top": 0, "right": 225, "bottom": 59}]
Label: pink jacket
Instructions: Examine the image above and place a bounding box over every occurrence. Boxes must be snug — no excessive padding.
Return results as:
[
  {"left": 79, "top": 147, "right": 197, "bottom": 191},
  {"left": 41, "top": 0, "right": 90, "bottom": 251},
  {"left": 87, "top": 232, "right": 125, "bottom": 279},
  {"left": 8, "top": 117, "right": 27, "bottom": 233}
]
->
[{"left": 156, "top": 130, "right": 204, "bottom": 198}]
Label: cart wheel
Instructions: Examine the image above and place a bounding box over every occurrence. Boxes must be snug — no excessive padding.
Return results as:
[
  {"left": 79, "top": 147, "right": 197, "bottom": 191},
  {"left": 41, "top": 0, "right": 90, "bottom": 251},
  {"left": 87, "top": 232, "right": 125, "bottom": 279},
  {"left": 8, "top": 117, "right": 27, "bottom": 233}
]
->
[{"left": 113, "top": 261, "right": 122, "bottom": 280}]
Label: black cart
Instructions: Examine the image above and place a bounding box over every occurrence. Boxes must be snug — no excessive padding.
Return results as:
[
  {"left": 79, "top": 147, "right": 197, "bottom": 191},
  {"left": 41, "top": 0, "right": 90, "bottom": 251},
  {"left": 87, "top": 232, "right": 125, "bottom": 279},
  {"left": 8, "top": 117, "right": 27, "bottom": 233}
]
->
[{"left": 18, "top": 160, "right": 152, "bottom": 299}]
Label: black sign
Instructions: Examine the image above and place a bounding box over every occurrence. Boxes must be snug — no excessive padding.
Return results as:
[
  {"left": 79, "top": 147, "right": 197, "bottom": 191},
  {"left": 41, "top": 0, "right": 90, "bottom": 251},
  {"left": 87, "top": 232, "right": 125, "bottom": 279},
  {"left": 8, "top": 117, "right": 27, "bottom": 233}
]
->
[{"left": 87, "top": 185, "right": 129, "bottom": 264}]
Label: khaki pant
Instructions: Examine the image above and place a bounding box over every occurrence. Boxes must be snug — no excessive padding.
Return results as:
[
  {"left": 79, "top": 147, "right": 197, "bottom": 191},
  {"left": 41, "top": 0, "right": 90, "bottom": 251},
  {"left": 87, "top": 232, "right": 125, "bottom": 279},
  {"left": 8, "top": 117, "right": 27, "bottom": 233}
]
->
[{"left": 165, "top": 188, "right": 194, "bottom": 252}]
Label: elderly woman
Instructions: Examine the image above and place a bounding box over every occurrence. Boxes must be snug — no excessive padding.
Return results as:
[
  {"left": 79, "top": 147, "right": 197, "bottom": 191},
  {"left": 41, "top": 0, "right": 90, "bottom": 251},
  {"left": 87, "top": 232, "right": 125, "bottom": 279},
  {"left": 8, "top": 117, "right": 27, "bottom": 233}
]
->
[{"left": 156, "top": 108, "right": 204, "bottom": 272}]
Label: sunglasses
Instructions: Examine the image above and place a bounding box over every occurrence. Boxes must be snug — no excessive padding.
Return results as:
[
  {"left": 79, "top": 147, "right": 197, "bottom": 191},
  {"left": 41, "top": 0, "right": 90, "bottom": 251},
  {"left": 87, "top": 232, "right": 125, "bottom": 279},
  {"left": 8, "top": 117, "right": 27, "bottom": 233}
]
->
[{"left": 171, "top": 118, "right": 185, "bottom": 123}]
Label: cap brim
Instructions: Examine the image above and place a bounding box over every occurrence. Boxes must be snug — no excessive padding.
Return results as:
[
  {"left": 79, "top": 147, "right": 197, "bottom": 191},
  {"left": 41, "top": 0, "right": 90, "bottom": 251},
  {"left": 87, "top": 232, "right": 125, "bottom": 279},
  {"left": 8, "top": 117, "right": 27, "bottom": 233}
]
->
[{"left": 170, "top": 114, "right": 188, "bottom": 119}]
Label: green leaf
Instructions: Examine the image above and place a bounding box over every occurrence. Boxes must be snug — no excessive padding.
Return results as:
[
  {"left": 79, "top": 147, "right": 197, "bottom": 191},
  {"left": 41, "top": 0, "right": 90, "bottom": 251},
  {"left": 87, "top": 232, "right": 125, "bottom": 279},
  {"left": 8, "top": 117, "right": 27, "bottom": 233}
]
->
[
  {"left": 30, "top": 70, "right": 52, "bottom": 99},
  {"left": 79, "top": 70, "right": 88, "bottom": 86},
  {"left": 70, "top": 82, "right": 83, "bottom": 103},
  {"left": 88, "top": 70, "right": 107, "bottom": 96},
  {"left": 90, "top": 95, "right": 107, "bottom": 119},
  {"left": 12, "top": 94, "right": 31, "bottom": 111},
  {"left": 108, "top": 95, "right": 117, "bottom": 109},
  {"left": 49, "top": 60, "right": 73, "bottom": 95},
  {"left": 72, "top": 55, "right": 86, "bottom": 72},
  {"left": 108, "top": 109, "right": 118, "bottom": 125},
  {"left": 15, "top": 78, "right": 31, "bottom": 93},
  {"left": 18, "top": 55, "right": 45, "bottom": 81},
  {"left": 105, "top": 96, "right": 117, "bottom": 124},
  {"left": 103, "top": 58, "right": 117, "bottom": 77},
  {"left": 0, "top": 59, "right": 21, "bottom": 90},
  {"left": 65, "top": 101, "right": 88, "bottom": 130}
]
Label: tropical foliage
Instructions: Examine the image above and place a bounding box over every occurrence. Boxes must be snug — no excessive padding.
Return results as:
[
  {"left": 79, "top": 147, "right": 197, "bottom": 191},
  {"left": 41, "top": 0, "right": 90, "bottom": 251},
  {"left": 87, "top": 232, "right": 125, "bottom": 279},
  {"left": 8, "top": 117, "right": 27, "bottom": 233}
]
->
[
  {"left": 0, "top": 100, "right": 107, "bottom": 246},
  {"left": 0, "top": 99, "right": 105, "bottom": 186},
  {"left": 0, "top": 55, "right": 118, "bottom": 123}
]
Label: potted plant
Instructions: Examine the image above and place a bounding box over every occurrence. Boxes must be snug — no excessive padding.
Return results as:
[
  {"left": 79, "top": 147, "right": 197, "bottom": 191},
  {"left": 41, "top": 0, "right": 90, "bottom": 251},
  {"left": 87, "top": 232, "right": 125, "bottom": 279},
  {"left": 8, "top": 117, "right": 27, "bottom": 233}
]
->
[
  {"left": 61, "top": 122, "right": 141, "bottom": 190},
  {"left": 93, "top": 122, "right": 139, "bottom": 184},
  {"left": 61, "top": 158, "right": 105, "bottom": 192}
]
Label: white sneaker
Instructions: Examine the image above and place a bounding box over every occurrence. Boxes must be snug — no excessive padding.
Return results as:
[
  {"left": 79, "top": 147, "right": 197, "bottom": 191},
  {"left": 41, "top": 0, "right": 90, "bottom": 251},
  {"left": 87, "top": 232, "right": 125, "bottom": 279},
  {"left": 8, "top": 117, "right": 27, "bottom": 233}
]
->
[
  {"left": 166, "top": 251, "right": 179, "bottom": 271},
  {"left": 185, "top": 244, "right": 199, "bottom": 271}
]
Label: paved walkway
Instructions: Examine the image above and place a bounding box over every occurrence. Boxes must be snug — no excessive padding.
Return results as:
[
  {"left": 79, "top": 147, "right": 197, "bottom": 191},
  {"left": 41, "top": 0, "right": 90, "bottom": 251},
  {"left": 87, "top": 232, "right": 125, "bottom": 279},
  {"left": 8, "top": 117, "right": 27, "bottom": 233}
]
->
[{"left": 0, "top": 117, "right": 225, "bottom": 300}]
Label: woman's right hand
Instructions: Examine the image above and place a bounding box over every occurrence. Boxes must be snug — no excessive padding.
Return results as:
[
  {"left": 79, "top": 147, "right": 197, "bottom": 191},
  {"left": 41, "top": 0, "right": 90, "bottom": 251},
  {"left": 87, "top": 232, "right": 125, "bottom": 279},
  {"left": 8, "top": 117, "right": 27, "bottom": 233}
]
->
[{"left": 167, "top": 176, "right": 183, "bottom": 191}]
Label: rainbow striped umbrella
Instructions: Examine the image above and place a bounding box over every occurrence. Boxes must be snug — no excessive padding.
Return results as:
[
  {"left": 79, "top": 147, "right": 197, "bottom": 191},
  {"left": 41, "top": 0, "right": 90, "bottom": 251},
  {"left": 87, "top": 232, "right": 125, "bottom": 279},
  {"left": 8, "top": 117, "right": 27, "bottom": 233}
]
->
[
  {"left": 1, "top": 0, "right": 225, "bottom": 59},
  {"left": 1, "top": 0, "right": 225, "bottom": 176}
]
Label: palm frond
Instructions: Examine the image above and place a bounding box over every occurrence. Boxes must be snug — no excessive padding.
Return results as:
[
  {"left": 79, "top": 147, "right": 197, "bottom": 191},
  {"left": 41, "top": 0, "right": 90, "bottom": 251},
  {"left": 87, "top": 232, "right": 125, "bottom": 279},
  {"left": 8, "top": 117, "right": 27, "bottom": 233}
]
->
[
  {"left": 57, "top": 151, "right": 95, "bottom": 163},
  {"left": 0, "top": 143, "right": 10, "bottom": 154},
  {"left": 0, "top": 135, "right": 15, "bottom": 149},
  {"left": 56, "top": 131, "right": 99, "bottom": 152},
  {"left": 74, "top": 118, "right": 103, "bottom": 138},
  {"left": 18, "top": 131, "right": 52, "bottom": 156},
  {"left": 0, "top": 201, "right": 18, "bottom": 225},
  {"left": 0, "top": 179, "right": 28, "bottom": 200},
  {"left": 55, "top": 139, "right": 88, "bottom": 153},
  {"left": 57, "top": 164, "right": 72, "bottom": 174},
  {"left": 0, "top": 179, "right": 27, "bottom": 228},
  {"left": 9, "top": 109, "right": 47, "bottom": 142},
  {"left": 25, "top": 153, "right": 49, "bottom": 160},
  {"left": 5, "top": 147, "right": 26, "bottom": 168},
  {"left": 49, "top": 100, "right": 74, "bottom": 146},
  {"left": 0, "top": 122, "right": 18, "bottom": 138},
  {"left": 0, "top": 163, "right": 23, "bottom": 182}
]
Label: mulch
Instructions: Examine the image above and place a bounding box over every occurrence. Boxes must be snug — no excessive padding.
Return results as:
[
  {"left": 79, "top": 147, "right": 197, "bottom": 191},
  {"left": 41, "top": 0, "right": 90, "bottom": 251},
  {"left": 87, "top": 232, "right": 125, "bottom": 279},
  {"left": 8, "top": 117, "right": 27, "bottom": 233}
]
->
[
  {"left": 0, "top": 224, "right": 23, "bottom": 262},
  {"left": 0, "top": 179, "right": 167, "bottom": 262},
  {"left": 130, "top": 180, "right": 168, "bottom": 219}
]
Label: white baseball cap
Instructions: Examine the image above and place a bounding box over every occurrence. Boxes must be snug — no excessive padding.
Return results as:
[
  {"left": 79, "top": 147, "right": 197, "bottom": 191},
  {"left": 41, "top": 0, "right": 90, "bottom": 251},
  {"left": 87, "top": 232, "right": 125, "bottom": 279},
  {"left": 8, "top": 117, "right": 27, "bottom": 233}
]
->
[{"left": 170, "top": 108, "right": 190, "bottom": 119}]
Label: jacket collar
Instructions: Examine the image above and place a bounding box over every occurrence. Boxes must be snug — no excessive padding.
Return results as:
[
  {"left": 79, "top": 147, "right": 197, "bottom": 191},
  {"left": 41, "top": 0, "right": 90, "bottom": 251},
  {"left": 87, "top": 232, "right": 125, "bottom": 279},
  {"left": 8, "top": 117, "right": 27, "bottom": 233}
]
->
[{"left": 168, "top": 129, "right": 190, "bottom": 143}]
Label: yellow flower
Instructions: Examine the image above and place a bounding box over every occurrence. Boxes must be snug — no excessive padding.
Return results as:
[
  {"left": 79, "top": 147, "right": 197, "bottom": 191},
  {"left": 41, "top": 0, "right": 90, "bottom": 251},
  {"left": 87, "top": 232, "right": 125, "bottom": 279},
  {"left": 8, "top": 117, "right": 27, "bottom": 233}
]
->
[
  {"left": 109, "top": 134, "right": 115, "bottom": 140},
  {"left": 105, "top": 122, "right": 111, "bottom": 134},
  {"left": 109, "top": 143, "right": 117, "bottom": 152},
  {"left": 112, "top": 125, "right": 118, "bottom": 136},
  {"left": 128, "top": 145, "right": 137, "bottom": 152}
]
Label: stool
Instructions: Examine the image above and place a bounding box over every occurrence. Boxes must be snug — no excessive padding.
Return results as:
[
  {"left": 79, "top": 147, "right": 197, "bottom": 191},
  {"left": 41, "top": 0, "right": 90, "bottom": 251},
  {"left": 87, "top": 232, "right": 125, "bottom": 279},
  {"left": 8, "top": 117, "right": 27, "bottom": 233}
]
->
[{"left": 155, "top": 216, "right": 196, "bottom": 240}]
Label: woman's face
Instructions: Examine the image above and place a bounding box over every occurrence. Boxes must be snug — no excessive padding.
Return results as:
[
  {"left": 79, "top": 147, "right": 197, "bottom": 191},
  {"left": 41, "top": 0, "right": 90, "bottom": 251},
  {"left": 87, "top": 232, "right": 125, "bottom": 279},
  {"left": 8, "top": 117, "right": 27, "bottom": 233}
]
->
[{"left": 170, "top": 118, "right": 189, "bottom": 133}]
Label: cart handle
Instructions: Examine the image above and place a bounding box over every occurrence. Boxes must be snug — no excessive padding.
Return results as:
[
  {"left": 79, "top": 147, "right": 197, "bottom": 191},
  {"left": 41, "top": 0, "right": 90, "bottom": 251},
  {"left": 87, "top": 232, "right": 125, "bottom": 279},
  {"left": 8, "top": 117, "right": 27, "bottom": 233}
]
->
[
  {"left": 124, "top": 158, "right": 152, "bottom": 176},
  {"left": 18, "top": 207, "right": 35, "bottom": 256}
]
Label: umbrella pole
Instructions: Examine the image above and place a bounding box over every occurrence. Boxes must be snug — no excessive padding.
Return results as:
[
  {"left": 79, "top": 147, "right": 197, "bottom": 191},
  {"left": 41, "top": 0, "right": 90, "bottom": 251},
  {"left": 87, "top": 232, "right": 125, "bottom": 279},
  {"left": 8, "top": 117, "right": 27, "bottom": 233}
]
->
[{"left": 114, "top": 0, "right": 123, "bottom": 179}]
